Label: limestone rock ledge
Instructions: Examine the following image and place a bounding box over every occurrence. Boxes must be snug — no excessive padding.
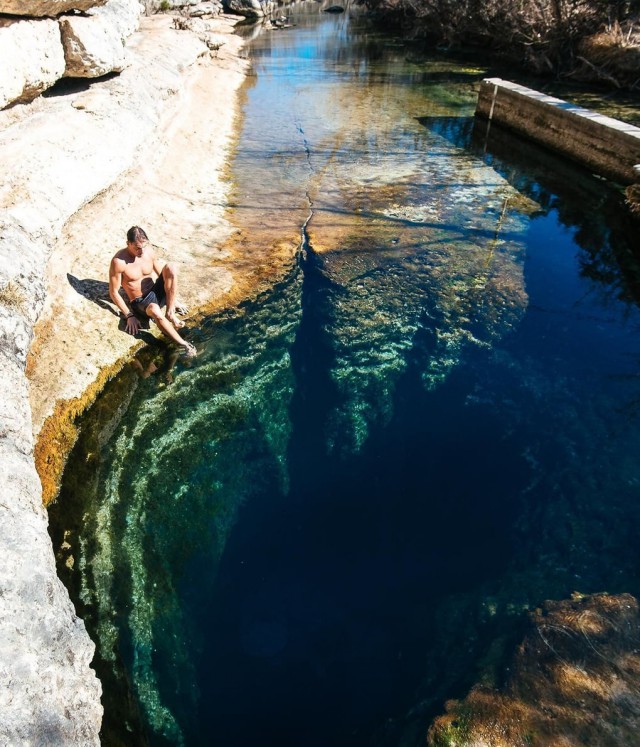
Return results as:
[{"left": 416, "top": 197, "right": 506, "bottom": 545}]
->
[
  {"left": 428, "top": 592, "right": 640, "bottom": 746},
  {"left": 0, "top": 0, "right": 143, "bottom": 109},
  {"left": 60, "top": 0, "right": 145, "bottom": 78},
  {"left": 0, "top": 12, "right": 247, "bottom": 744},
  {"left": 0, "top": 17, "right": 66, "bottom": 108},
  {"left": 0, "top": 0, "right": 108, "bottom": 14},
  {"left": 0, "top": 218, "right": 103, "bottom": 741},
  {"left": 0, "top": 378, "right": 102, "bottom": 745}
]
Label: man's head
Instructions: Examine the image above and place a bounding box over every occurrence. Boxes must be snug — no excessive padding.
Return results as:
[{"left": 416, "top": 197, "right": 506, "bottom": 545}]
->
[{"left": 126, "top": 226, "right": 149, "bottom": 257}]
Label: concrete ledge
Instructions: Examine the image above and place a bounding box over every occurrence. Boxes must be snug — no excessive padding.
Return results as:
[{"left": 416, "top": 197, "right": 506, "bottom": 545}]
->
[{"left": 475, "top": 77, "right": 640, "bottom": 185}]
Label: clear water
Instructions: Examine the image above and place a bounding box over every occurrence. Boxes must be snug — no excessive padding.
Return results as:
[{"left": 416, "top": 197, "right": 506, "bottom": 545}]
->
[{"left": 49, "top": 4, "right": 640, "bottom": 746}]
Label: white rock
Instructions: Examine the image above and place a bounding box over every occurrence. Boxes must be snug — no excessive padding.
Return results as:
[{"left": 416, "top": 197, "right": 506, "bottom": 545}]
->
[
  {"left": 0, "top": 19, "right": 66, "bottom": 109},
  {"left": 0, "top": 219, "right": 103, "bottom": 745},
  {"left": 90, "top": 0, "right": 144, "bottom": 40},
  {"left": 190, "top": 2, "right": 221, "bottom": 16},
  {"left": 223, "top": 0, "right": 272, "bottom": 17},
  {"left": 60, "top": 0, "right": 143, "bottom": 78},
  {"left": 60, "top": 15, "right": 128, "bottom": 76},
  {"left": 203, "top": 32, "right": 225, "bottom": 49},
  {"left": 0, "top": 0, "right": 108, "bottom": 15}
]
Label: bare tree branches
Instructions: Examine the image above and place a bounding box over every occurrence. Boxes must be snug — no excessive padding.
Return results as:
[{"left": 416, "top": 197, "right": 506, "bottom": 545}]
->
[{"left": 362, "top": 0, "right": 640, "bottom": 87}]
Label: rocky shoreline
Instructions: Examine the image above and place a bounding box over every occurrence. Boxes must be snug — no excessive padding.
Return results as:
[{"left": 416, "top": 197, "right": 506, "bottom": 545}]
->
[
  {"left": 0, "top": 8, "right": 248, "bottom": 742},
  {"left": 3, "top": 2, "right": 639, "bottom": 743}
]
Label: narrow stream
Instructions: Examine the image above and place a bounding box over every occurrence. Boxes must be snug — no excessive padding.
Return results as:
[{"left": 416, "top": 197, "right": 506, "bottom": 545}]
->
[{"left": 49, "top": 4, "right": 640, "bottom": 746}]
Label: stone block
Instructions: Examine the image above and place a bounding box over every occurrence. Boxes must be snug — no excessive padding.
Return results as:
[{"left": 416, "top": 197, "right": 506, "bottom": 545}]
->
[
  {"left": 189, "top": 1, "right": 220, "bottom": 14},
  {"left": 0, "top": 0, "right": 107, "bottom": 15},
  {"left": 59, "top": 14, "right": 127, "bottom": 76},
  {"left": 90, "top": 0, "right": 144, "bottom": 39},
  {"left": 59, "top": 0, "right": 143, "bottom": 78},
  {"left": 0, "top": 18, "right": 66, "bottom": 108},
  {"left": 222, "top": 0, "right": 273, "bottom": 17}
]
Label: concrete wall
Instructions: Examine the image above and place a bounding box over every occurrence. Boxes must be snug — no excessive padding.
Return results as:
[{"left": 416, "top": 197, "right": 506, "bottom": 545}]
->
[{"left": 475, "top": 77, "right": 640, "bottom": 185}]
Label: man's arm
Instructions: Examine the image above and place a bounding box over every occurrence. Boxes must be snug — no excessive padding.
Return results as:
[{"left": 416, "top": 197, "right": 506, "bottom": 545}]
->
[
  {"left": 109, "top": 257, "right": 140, "bottom": 335},
  {"left": 152, "top": 249, "right": 166, "bottom": 277}
]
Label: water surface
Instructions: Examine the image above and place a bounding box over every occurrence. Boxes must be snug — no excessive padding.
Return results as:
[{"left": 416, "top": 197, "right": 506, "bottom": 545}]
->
[{"left": 50, "top": 5, "right": 640, "bottom": 745}]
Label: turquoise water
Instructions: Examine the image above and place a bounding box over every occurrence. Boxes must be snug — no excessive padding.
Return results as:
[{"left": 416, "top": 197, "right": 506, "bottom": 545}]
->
[{"left": 49, "top": 4, "right": 640, "bottom": 745}]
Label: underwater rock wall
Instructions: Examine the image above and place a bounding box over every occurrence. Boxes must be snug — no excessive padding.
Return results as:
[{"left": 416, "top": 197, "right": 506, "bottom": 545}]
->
[
  {"left": 428, "top": 592, "right": 640, "bottom": 746},
  {"left": 50, "top": 270, "right": 304, "bottom": 743}
]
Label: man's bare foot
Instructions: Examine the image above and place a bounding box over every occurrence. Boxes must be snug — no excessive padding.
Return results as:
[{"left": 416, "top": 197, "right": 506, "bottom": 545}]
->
[
  {"left": 175, "top": 302, "right": 189, "bottom": 315},
  {"left": 181, "top": 342, "right": 197, "bottom": 358},
  {"left": 167, "top": 312, "right": 185, "bottom": 329}
]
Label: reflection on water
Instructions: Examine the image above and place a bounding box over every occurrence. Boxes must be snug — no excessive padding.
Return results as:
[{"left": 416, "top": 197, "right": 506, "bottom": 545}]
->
[{"left": 49, "top": 4, "right": 640, "bottom": 746}]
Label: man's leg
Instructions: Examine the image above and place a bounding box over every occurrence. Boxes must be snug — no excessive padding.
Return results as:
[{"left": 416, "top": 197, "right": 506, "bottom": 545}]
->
[
  {"left": 145, "top": 302, "right": 196, "bottom": 357},
  {"left": 161, "top": 263, "right": 185, "bottom": 329}
]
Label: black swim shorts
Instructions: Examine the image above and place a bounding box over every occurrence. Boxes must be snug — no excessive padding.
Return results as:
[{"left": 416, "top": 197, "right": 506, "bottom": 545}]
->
[{"left": 130, "top": 275, "right": 166, "bottom": 318}]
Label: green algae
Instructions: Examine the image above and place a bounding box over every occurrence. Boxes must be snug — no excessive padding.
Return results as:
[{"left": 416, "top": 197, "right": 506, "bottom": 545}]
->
[
  {"left": 50, "top": 267, "right": 303, "bottom": 743},
  {"left": 306, "top": 135, "right": 535, "bottom": 455}
]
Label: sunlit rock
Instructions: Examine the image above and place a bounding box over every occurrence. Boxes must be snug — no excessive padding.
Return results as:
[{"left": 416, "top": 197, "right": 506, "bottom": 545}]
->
[
  {"left": 0, "top": 18, "right": 65, "bottom": 108},
  {"left": 222, "top": 0, "right": 273, "bottom": 18},
  {"left": 0, "top": 0, "right": 107, "bottom": 15},
  {"left": 155, "top": 0, "right": 199, "bottom": 6},
  {"left": 189, "top": 2, "right": 223, "bottom": 16},
  {"left": 60, "top": 0, "right": 143, "bottom": 78},
  {"left": 0, "top": 220, "right": 103, "bottom": 745},
  {"left": 428, "top": 592, "right": 640, "bottom": 746},
  {"left": 93, "top": 0, "right": 144, "bottom": 40},
  {"left": 59, "top": 16, "right": 126, "bottom": 77}
]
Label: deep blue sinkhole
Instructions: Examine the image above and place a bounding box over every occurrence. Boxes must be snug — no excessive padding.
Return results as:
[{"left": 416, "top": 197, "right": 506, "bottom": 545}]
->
[
  {"left": 48, "top": 5, "right": 640, "bottom": 746},
  {"left": 188, "top": 254, "right": 527, "bottom": 747}
]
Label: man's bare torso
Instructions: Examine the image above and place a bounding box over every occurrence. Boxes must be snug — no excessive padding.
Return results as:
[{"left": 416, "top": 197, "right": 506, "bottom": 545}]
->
[{"left": 113, "top": 246, "right": 158, "bottom": 301}]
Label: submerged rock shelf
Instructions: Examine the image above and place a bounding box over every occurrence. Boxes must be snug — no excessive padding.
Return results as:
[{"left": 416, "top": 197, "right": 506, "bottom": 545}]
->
[{"left": 430, "top": 592, "right": 640, "bottom": 746}]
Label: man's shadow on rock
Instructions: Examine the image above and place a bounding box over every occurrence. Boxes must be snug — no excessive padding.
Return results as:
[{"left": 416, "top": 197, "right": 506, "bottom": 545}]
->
[{"left": 67, "top": 273, "right": 157, "bottom": 344}]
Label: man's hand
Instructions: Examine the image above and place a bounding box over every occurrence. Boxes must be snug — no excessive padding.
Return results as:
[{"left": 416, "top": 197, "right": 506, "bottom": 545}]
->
[{"left": 125, "top": 314, "right": 141, "bottom": 335}]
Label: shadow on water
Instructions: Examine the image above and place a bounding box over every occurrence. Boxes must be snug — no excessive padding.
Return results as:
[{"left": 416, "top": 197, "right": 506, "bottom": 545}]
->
[
  {"left": 469, "top": 119, "right": 640, "bottom": 306},
  {"left": 418, "top": 113, "right": 640, "bottom": 306}
]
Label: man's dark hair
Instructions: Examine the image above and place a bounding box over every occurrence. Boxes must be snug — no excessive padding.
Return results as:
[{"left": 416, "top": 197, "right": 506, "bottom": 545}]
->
[{"left": 127, "top": 226, "right": 149, "bottom": 244}]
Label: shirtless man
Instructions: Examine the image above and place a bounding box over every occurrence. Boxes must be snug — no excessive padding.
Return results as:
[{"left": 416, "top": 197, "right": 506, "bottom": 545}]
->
[{"left": 109, "top": 226, "right": 197, "bottom": 357}]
